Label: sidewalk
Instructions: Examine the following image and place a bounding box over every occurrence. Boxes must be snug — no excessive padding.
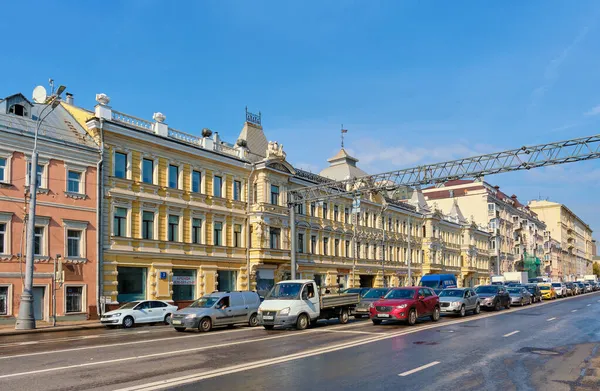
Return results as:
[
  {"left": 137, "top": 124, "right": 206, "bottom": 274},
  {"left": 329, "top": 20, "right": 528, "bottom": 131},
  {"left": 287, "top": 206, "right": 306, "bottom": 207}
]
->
[{"left": 0, "top": 320, "right": 104, "bottom": 336}]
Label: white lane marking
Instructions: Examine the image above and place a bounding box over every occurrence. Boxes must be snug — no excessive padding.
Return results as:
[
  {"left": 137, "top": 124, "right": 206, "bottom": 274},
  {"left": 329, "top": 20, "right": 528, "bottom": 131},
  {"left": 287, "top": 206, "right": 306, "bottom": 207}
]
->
[
  {"left": 0, "top": 327, "right": 263, "bottom": 360},
  {"left": 572, "top": 310, "right": 578, "bottom": 312},
  {"left": 587, "top": 304, "right": 591, "bottom": 307},
  {"left": 82, "top": 335, "right": 100, "bottom": 339},
  {"left": 18, "top": 342, "right": 37, "bottom": 345},
  {"left": 137, "top": 331, "right": 151, "bottom": 334},
  {"left": 317, "top": 329, "right": 378, "bottom": 335},
  {"left": 547, "top": 317, "right": 556, "bottom": 321},
  {"left": 503, "top": 330, "right": 520, "bottom": 338},
  {"left": 398, "top": 361, "right": 441, "bottom": 377}
]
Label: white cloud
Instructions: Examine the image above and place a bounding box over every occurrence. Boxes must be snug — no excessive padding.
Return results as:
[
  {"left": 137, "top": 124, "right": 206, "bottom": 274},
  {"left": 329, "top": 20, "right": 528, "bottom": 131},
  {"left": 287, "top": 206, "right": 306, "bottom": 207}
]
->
[{"left": 584, "top": 104, "right": 600, "bottom": 116}]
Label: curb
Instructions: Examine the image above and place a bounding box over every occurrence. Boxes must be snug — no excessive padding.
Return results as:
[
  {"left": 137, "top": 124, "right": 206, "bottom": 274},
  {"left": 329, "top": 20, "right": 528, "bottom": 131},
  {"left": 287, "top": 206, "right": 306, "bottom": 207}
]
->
[{"left": 0, "top": 323, "right": 105, "bottom": 336}]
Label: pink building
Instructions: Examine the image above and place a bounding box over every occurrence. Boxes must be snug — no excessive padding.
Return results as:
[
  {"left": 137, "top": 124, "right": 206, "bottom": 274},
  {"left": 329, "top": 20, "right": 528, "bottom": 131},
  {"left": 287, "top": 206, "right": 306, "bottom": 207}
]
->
[{"left": 0, "top": 93, "right": 100, "bottom": 323}]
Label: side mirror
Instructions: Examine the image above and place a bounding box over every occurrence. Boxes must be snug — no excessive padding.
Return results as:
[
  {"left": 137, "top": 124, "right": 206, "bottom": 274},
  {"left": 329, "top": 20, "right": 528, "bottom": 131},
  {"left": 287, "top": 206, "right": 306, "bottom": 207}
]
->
[
  {"left": 380, "top": 296, "right": 385, "bottom": 299},
  {"left": 418, "top": 295, "right": 425, "bottom": 301}
]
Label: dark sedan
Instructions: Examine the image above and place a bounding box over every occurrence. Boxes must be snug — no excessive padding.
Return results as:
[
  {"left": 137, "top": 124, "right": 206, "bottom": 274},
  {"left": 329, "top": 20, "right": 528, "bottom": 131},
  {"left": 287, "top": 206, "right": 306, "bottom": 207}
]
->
[
  {"left": 522, "top": 284, "right": 543, "bottom": 303},
  {"left": 474, "top": 285, "right": 511, "bottom": 310}
]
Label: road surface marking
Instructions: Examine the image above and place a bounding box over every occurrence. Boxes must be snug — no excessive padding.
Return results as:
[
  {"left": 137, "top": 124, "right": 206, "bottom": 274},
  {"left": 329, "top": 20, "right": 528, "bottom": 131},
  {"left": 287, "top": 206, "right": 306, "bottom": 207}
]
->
[
  {"left": 137, "top": 331, "right": 151, "bottom": 334},
  {"left": 318, "top": 329, "right": 378, "bottom": 335},
  {"left": 587, "top": 304, "right": 591, "bottom": 307},
  {"left": 572, "top": 310, "right": 578, "bottom": 312},
  {"left": 398, "top": 361, "right": 441, "bottom": 377},
  {"left": 547, "top": 317, "right": 556, "bottom": 321},
  {"left": 503, "top": 330, "right": 520, "bottom": 337},
  {"left": 18, "top": 342, "right": 37, "bottom": 345}
]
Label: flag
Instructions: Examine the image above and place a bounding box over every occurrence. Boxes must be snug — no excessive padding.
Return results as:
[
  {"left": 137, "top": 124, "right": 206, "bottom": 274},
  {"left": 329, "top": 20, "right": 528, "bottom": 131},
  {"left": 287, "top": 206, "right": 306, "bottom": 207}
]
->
[{"left": 341, "top": 129, "right": 348, "bottom": 133}]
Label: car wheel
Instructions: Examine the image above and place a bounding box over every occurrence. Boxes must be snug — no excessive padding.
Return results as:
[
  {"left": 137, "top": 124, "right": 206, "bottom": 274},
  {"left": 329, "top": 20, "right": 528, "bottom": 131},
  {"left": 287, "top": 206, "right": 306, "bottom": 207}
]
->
[
  {"left": 506, "top": 301, "right": 511, "bottom": 309},
  {"left": 529, "top": 298, "right": 532, "bottom": 305},
  {"left": 248, "top": 313, "right": 259, "bottom": 327},
  {"left": 338, "top": 309, "right": 349, "bottom": 324},
  {"left": 459, "top": 305, "right": 466, "bottom": 317},
  {"left": 431, "top": 306, "right": 440, "bottom": 322},
  {"left": 372, "top": 319, "right": 382, "bottom": 325},
  {"left": 296, "top": 313, "right": 309, "bottom": 330},
  {"left": 174, "top": 327, "right": 186, "bottom": 332},
  {"left": 163, "top": 314, "right": 172, "bottom": 325},
  {"left": 407, "top": 309, "right": 417, "bottom": 326},
  {"left": 263, "top": 325, "right": 275, "bottom": 330},
  {"left": 198, "top": 317, "right": 212, "bottom": 332},
  {"left": 123, "top": 316, "right": 134, "bottom": 329},
  {"left": 474, "top": 303, "right": 481, "bottom": 315},
  {"left": 494, "top": 301, "right": 501, "bottom": 311}
]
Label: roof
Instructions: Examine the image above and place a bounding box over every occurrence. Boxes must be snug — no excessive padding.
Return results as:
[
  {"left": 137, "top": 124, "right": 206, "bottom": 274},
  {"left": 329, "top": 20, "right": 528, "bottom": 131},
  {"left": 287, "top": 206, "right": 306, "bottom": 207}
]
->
[
  {"left": 279, "top": 279, "right": 313, "bottom": 284},
  {"left": 319, "top": 148, "right": 369, "bottom": 180},
  {"left": 237, "top": 121, "right": 268, "bottom": 161}
]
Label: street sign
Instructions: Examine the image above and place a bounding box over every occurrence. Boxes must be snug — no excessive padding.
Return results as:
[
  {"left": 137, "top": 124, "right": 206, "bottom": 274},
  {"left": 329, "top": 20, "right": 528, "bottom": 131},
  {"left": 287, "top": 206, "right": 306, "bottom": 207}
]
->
[
  {"left": 352, "top": 199, "right": 361, "bottom": 214},
  {"left": 172, "top": 276, "right": 195, "bottom": 285},
  {"left": 159, "top": 271, "right": 167, "bottom": 280}
]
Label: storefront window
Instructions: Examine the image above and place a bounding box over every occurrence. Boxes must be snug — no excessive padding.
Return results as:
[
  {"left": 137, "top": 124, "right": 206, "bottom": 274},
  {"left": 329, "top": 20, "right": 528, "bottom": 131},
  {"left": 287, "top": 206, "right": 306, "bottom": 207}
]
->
[
  {"left": 172, "top": 269, "right": 196, "bottom": 301},
  {"left": 218, "top": 270, "right": 237, "bottom": 292},
  {"left": 0, "top": 286, "right": 7, "bottom": 315},
  {"left": 117, "top": 267, "right": 147, "bottom": 303},
  {"left": 256, "top": 269, "right": 274, "bottom": 297},
  {"left": 66, "top": 286, "right": 83, "bottom": 313}
]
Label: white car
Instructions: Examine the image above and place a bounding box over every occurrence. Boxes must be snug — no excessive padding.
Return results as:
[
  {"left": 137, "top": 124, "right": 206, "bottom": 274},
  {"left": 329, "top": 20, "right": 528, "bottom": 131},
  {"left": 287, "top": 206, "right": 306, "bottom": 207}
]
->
[
  {"left": 551, "top": 283, "right": 566, "bottom": 297},
  {"left": 101, "top": 300, "right": 178, "bottom": 328}
]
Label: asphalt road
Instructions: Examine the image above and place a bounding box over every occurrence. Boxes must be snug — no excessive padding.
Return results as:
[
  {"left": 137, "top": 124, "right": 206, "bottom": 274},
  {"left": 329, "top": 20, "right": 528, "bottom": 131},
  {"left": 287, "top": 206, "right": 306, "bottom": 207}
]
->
[{"left": 1, "top": 292, "right": 599, "bottom": 391}]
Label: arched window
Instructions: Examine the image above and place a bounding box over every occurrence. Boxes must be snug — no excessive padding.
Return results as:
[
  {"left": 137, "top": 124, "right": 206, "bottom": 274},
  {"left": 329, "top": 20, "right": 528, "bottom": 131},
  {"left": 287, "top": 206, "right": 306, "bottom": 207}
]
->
[{"left": 9, "top": 104, "right": 27, "bottom": 117}]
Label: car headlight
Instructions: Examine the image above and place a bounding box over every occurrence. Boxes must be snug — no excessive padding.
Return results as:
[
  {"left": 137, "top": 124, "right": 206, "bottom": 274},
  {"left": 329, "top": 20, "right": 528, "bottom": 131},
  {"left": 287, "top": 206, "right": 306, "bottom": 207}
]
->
[
  {"left": 395, "top": 304, "right": 408, "bottom": 309},
  {"left": 185, "top": 314, "right": 197, "bottom": 319},
  {"left": 279, "top": 307, "right": 290, "bottom": 316},
  {"left": 452, "top": 301, "right": 461, "bottom": 307},
  {"left": 106, "top": 313, "right": 120, "bottom": 318},
  {"left": 369, "top": 303, "right": 375, "bottom": 309}
]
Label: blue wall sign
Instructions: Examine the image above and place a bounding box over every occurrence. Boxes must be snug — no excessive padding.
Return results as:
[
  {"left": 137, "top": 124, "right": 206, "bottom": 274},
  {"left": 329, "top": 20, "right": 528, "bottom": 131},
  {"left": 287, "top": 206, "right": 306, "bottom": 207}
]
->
[{"left": 159, "top": 271, "right": 167, "bottom": 280}]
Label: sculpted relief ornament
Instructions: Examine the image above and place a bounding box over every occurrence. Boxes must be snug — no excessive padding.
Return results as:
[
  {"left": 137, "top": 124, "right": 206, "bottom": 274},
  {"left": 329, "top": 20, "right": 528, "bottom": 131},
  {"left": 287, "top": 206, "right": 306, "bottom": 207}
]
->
[{"left": 266, "top": 141, "right": 286, "bottom": 160}]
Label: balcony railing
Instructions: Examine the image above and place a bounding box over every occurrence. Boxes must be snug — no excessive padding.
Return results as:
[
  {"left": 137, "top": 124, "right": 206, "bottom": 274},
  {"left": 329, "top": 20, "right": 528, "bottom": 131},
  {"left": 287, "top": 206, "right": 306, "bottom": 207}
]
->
[
  {"left": 168, "top": 128, "right": 202, "bottom": 146},
  {"left": 111, "top": 110, "right": 153, "bottom": 132}
]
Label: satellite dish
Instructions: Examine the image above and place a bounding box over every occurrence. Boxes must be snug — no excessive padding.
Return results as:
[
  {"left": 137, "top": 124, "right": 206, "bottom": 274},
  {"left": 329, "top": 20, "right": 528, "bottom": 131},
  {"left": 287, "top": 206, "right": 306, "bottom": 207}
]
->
[{"left": 32, "top": 86, "right": 47, "bottom": 103}]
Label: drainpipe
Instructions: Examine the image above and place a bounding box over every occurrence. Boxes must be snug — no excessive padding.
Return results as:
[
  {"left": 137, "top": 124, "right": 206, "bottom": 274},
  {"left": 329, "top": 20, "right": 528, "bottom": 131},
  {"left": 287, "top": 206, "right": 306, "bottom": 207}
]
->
[
  {"left": 245, "top": 163, "right": 255, "bottom": 291},
  {"left": 96, "top": 118, "right": 105, "bottom": 317}
]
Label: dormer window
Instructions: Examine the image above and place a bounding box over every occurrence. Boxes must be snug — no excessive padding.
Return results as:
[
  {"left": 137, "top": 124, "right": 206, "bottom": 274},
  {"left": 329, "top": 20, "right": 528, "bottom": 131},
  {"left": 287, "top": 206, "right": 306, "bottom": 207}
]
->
[{"left": 9, "top": 104, "right": 27, "bottom": 117}]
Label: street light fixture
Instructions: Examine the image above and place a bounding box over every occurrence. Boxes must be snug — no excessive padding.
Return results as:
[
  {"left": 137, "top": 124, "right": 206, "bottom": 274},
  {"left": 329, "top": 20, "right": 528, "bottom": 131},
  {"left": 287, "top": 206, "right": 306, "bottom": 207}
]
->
[{"left": 15, "top": 85, "right": 66, "bottom": 330}]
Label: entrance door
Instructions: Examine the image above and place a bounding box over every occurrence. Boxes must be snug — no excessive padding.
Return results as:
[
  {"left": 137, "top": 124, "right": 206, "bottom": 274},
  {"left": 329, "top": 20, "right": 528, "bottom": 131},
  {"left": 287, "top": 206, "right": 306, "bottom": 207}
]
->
[
  {"left": 359, "top": 275, "right": 374, "bottom": 288},
  {"left": 32, "top": 287, "right": 45, "bottom": 320}
]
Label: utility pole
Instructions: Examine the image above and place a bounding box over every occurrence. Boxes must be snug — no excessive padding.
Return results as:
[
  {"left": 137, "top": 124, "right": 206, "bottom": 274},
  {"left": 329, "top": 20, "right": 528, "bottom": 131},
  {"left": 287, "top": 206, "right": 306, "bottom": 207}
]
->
[
  {"left": 496, "top": 230, "right": 501, "bottom": 276},
  {"left": 381, "top": 211, "right": 386, "bottom": 287},
  {"left": 407, "top": 217, "right": 412, "bottom": 286},
  {"left": 290, "top": 200, "right": 297, "bottom": 280}
]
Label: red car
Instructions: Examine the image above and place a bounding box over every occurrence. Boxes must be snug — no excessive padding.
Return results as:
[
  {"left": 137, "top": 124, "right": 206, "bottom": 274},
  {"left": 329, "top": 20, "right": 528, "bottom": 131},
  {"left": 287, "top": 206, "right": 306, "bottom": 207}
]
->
[{"left": 369, "top": 287, "right": 440, "bottom": 326}]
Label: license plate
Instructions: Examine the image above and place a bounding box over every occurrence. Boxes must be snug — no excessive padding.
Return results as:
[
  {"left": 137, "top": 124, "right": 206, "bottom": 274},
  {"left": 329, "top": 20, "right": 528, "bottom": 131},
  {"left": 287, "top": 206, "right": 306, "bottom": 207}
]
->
[
  {"left": 377, "top": 313, "right": 390, "bottom": 318},
  {"left": 263, "top": 315, "right": 274, "bottom": 320},
  {"left": 172, "top": 320, "right": 181, "bottom": 325},
  {"left": 355, "top": 309, "right": 367, "bottom": 312}
]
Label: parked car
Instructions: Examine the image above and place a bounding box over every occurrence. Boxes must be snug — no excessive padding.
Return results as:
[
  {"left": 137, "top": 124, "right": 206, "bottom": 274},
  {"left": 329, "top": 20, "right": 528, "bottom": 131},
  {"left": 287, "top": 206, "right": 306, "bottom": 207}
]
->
[
  {"left": 352, "top": 288, "right": 393, "bottom": 318},
  {"left": 568, "top": 282, "right": 580, "bottom": 295},
  {"left": 369, "top": 287, "right": 440, "bottom": 326},
  {"left": 474, "top": 285, "right": 511, "bottom": 310},
  {"left": 438, "top": 288, "right": 480, "bottom": 317},
  {"left": 522, "top": 284, "right": 543, "bottom": 303},
  {"left": 101, "top": 300, "right": 178, "bottom": 328},
  {"left": 576, "top": 282, "right": 587, "bottom": 294},
  {"left": 507, "top": 287, "right": 532, "bottom": 306},
  {"left": 551, "top": 282, "right": 567, "bottom": 298},
  {"left": 584, "top": 283, "right": 593, "bottom": 293},
  {"left": 564, "top": 282, "right": 574, "bottom": 296},
  {"left": 539, "top": 284, "right": 557, "bottom": 300},
  {"left": 171, "top": 291, "right": 261, "bottom": 332},
  {"left": 419, "top": 274, "right": 458, "bottom": 293},
  {"left": 341, "top": 287, "right": 371, "bottom": 298}
]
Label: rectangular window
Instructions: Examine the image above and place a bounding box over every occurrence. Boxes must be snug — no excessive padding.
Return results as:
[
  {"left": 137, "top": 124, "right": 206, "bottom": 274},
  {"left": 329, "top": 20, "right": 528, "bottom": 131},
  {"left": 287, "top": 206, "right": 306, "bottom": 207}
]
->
[
  {"left": 168, "top": 215, "right": 179, "bottom": 242},
  {"left": 311, "top": 235, "right": 317, "bottom": 254},
  {"left": 323, "top": 237, "right": 329, "bottom": 256},
  {"left": 66, "top": 286, "right": 83, "bottom": 313},
  {"left": 270, "top": 228, "right": 281, "bottom": 249},
  {"left": 217, "top": 270, "right": 237, "bottom": 292},
  {"left": 270, "top": 185, "right": 279, "bottom": 205},
  {"left": 113, "top": 207, "right": 127, "bottom": 237},
  {"left": 295, "top": 203, "right": 304, "bottom": 215},
  {"left": 67, "top": 171, "right": 82, "bottom": 193},
  {"left": 192, "top": 170, "right": 201, "bottom": 193},
  {"left": 168, "top": 165, "right": 179, "bottom": 189},
  {"left": 67, "top": 230, "right": 81, "bottom": 258},
  {"left": 142, "top": 211, "right": 154, "bottom": 240},
  {"left": 345, "top": 240, "right": 350, "bottom": 257},
  {"left": 214, "top": 176, "right": 223, "bottom": 197},
  {"left": 214, "top": 222, "right": 223, "bottom": 246},
  {"left": 27, "top": 162, "right": 44, "bottom": 187},
  {"left": 142, "top": 158, "right": 154, "bottom": 184},
  {"left": 344, "top": 208, "right": 349, "bottom": 223},
  {"left": 298, "top": 233, "right": 304, "bottom": 253},
  {"left": 334, "top": 206, "right": 339, "bottom": 221},
  {"left": 0, "top": 223, "right": 5, "bottom": 254},
  {"left": 335, "top": 239, "right": 340, "bottom": 256},
  {"left": 192, "top": 218, "right": 202, "bottom": 244},
  {"left": 0, "top": 157, "right": 5, "bottom": 182},
  {"left": 0, "top": 286, "right": 7, "bottom": 315},
  {"left": 172, "top": 269, "right": 196, "bottom": 301},
  {"left": 114, "top": 152, "right": 127, "bottom": 179},
  {"left": 253, "top": 183, "right": 258, "bottom": 203},
  {"left": 323, "top": 203, "right": 328, "bottom": 219},
  {"left": 311, "top": 203, "right": 316, "bottom": 217},
  {"left": 34, "top": 226, "right": 44, "bottom": 255},
  {"left": 233, "top": 180, "right": 242, "bottom": 201},
  {"left": 234, "top": 224, "right": 242, "bottom": 247}
]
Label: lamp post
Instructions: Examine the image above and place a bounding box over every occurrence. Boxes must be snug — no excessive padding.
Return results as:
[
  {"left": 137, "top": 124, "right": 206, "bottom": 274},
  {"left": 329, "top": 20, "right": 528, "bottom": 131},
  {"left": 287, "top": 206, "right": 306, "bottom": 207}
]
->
[{"left": 15, "top": 87, "right": 65, "bottom": 330}]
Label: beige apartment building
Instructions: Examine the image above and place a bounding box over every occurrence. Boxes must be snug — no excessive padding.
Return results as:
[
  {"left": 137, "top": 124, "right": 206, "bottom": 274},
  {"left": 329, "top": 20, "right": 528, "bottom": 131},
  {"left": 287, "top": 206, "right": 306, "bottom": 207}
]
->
[{"left": 528, "top": 200, "right": 593, "bottom": 279}]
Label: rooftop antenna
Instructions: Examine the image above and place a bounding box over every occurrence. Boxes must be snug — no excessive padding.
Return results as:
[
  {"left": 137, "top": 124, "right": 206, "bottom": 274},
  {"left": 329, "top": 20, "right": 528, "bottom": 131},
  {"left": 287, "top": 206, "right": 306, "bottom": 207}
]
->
[
  {"left": 48, "top": 78, "right": 55, "bottom": 95},
  {"left": 341, "top": 125, "right": 348, "bottom": 148}
]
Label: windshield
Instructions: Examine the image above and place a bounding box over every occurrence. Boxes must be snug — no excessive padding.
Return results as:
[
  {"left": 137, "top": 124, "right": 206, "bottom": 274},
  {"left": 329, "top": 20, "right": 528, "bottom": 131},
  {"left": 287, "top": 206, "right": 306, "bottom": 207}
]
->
[
  {"left": 189, "top": 297, "right": 219, "bottom": 308},
  {"left": 119, "top": 302, "right": 139, "bottom": 310},
  {"left": 439, "top": 290, "right": 464, "bottom": 297},
  {"left": 540, "top": 286, "right": 550, "bottom": 290},
  {"left": 475, "top": 286, "right": 498, "bottom": 294},
  {"left": 419, "top": 280, "right": 439, "bottom": 288},
  {"left": 343, "top": 288, "right": 364, "bottom": 295},
  {"left": 526, "top": 287, "right": 536, "bottom": 293},
  {"left": 552, "top": 283, "right": 561, "bottom": 287},
  {"left": 265, "top": 283, "right": 302, "bottom": 300},
  {"left": 363, "top": 289, "right": 389, "bottom": 299},
  {"left": 507, "top": 288, "right": 522, "bottom": 294},
  {"left": 384, "top": 289, "right": 415, "bottom": 300}
]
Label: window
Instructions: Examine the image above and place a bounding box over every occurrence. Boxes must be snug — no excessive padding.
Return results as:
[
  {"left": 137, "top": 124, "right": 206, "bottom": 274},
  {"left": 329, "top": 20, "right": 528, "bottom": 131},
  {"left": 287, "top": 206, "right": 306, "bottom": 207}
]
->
[
  {"left": 234, "top": 224, "right": 242, "bottom": 247},
  {"left": 271, "top": 185, "right": 279, "bottom": 205},
  {"left": 168, "top": 165, "right": 179, "bottom": 189},
  {"left": 253, "top": 183, "right": 258, "bottom": 203},
  {"left": 218, "top": 270, "right": 237, "bottom": 292},
  {"left": 67, "top": 230, "right": 82, "bottom": 258},
  {"left": 298, "top": 233, "right": 304, "bottom": 253},
  {"left": 344, "top": 208, "right": 349, "bottom": 223},
  {"left": 192, "top": 218, "right": 202, "bottom": 244},
  {"left": 66, "top": 286, "right": 83, "bottom": 313},
  {"left": 335, "top": 239, "right": 340, "bottom": 256},
  {"left": 0, "top": 223, "right": 5, "bottom": 254},
  {"left": 142, "top": 159, "right": 154, "bottom": 184},
  {"left": 142, "top": 211, "right": 155, "bottom": 240},
  {"left": 233, "top": 180, "right": 242, "bottom": 201},
  {"left": 214, "top": 176, "right": 223, "bottom": 197},
  {"left": 113, "top": 207, "right": 128, "bottom": 237},
  {"left": 0, "top": 158, "right": 6, "bottom": 183},
  {"left": 295, "top": 203, "right": 304, "bottom": 215},
  {"left": 270, "top": 228, "right": 281, "bottom": 249},
  {"left": 365, "top": 212, "right": 369, "bottom": 227},
  {"left": 311, "top": 203, "right": 316, "bottom": 217},
  {"left": 323, "top": 203, "right": 328, "bottom": 219},
  {"left": 66, "top": 170, "right": 82, "bottom": 193},
  {"left": 9, "top": 104, "right": 27, "bottom": 116},
  {"left": 172, "top": 269, "right": 196, "bottom": 301},
  {"left": 365, "top": 244, "right": 370, "bottom": 259},
  {"left": 168, "top": 215, "right": 180, "bottom": 242},
  {"left": 345, "top": 240, "right": 350, "bottom": 257},
  {"left": 192, "top": 170, "right": 202, "bottom": 193},
  {"left": 311, "top": 235, "right": 317, "bottom": 254},
  {"left": 27, "top": 162, "right": 44, "bottom": 187},
  {"left": 114, "top": 152, "right": 127, "bottom": 179},
  {"left": 34, "top": 226, "right": 44, "bottom": 255},
  {"left": 323, "top": 237, "right": 329, "bottom": 255},
  {"left": 334, "top": 206, "right": 339, "bottom": 221},
  {"left": 214, "top": 222, "right": 223, "bottom": 246},
  {"left": 0, "top": 286, "right": 7, "bottom": 315}
]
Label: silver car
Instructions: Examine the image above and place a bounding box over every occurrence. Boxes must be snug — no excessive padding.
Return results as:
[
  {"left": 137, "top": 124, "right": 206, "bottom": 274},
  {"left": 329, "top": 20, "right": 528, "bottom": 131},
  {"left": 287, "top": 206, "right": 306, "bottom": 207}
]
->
[
  {"left": 507, "top": 287, "right": 532, "bottom": 306},
  {"left": 438, "top": 288, "right": 480, "bottom": 317},
  {"left": 170, "top": 291, "right": 261, "bottom": 332},
  {"left": 551, "top": 282, "right": 566, "bottom": 297},
  {"left": 353, "top": 288, "right": 392, "bottom": 318}
]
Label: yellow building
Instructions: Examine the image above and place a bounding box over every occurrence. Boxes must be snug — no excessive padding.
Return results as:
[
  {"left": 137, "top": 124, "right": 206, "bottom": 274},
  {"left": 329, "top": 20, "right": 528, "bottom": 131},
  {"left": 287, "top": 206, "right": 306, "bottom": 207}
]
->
[{"left": 64, "top": 93, "right": 491, "bottom": 308}]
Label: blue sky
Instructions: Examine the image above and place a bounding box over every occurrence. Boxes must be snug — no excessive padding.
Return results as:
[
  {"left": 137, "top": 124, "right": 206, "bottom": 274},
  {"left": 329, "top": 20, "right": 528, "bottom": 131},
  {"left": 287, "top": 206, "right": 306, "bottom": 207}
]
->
[{"left": 3, "top": 1, "right": 600, "bottom": 240}]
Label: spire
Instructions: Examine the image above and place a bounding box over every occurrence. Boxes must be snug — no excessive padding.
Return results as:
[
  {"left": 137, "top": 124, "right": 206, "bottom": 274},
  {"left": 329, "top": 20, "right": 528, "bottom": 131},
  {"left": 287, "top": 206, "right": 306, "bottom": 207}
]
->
[
  {"left": 449, "top": 199, "right": 467, "bottom": 224},
  {"left": 409, "top": 188, "right": 431, "bottom": 213}
]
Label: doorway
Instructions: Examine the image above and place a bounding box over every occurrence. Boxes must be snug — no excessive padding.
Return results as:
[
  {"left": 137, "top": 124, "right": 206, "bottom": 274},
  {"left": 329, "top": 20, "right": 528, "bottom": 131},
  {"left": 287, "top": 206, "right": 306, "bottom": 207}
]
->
[
  {"left": 359, "top": 275, "right": 374, "bottom": 288},
  {"left": 32, "top": 287, "right": 45, "bottom": 320}
]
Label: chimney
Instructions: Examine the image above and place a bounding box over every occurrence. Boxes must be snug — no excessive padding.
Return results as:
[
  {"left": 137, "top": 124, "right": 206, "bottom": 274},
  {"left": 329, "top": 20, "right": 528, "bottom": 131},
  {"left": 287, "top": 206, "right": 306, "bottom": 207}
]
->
[{"left": 65, "top": 93, "right": 74, "bottom": 105}]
